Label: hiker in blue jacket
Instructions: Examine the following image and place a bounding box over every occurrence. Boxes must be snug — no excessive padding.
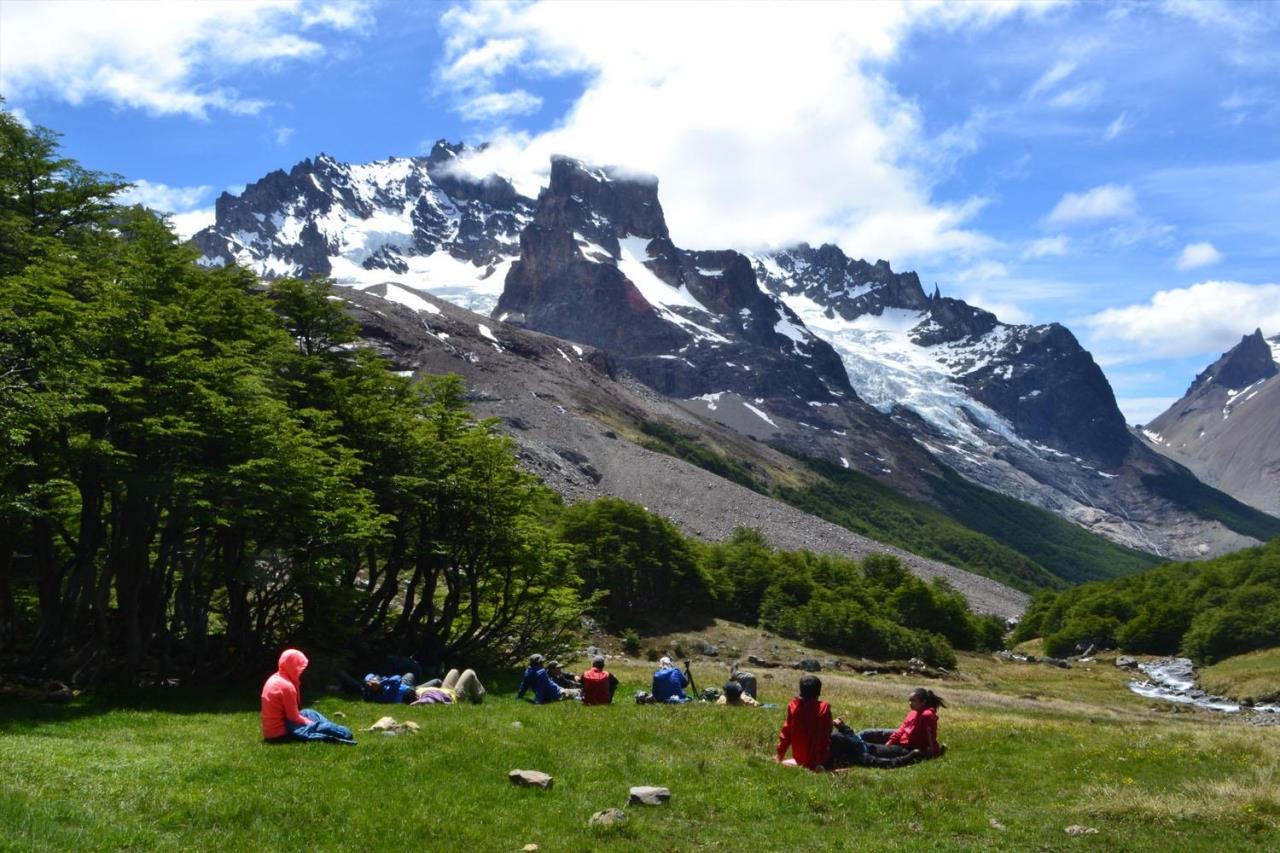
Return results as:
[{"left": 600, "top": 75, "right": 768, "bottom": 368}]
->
[
  {"left": 362, "top": 672, "right": 416, "bottom": 704},
  {"left": 517, "top": 654, "right": 545, "bottom": 700},
  {"left": 652, "top": 657, "right": 691, "bottom": 703},
  {"left": 533, "top": 661, "right": 581, "bottom": 704}
]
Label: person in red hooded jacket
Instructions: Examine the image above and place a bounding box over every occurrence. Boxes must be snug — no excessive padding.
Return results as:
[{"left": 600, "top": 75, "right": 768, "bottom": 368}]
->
[
  {"left": 774, "top": 675, "right": 832, "bottom": 770},
  {"left": 261, "top": 648, "right": 355, "bottom": 744},
  {"left": 857, "top": 687, "right": 944, "bottom": 761}
]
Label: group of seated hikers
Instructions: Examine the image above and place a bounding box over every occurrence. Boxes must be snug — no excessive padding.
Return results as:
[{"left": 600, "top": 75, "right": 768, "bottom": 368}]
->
[{"left": 260, "top": 649, "right": 945, "bottom": 770}]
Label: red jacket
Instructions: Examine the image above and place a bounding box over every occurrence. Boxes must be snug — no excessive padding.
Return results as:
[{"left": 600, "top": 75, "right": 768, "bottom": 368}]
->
[
  {"left": 261, "top": 648, "right": 310, "bottom": 739},
  {"left": 776, "top": 697, "right": 832, "bottom": 769},
  {"left": 886, "top": 708, "right": 939, "bottom": 756},
  {"left": 581, "top": 668, "right": 613, "bottom": 705}
]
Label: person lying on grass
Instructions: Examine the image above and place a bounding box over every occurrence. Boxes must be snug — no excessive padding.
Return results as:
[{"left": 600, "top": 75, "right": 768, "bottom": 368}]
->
[
  {"left": 850, "top": 687, "right": 946, "bottom": 761},
  {"left": 361, "top": 672, "right": 417, "bottom": 704},
  {"left": 774, "top": 674, "right": 832, "bottom": 770},
  {"left": 260, "top": 648, "right": 355, "bottom": 744},
  {"left": 652, "top": 657, "right": 692, "bottom": 703}
]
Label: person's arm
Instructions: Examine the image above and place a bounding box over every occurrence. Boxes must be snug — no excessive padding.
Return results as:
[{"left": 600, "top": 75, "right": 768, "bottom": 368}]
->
[
  {"left": 775, "top": 705, "right": 794, "bottom": 761},
  {"left": 608, "top": 672, "right": 619, "bottom": 697},
  {"left": 280, "top": 683, "right": 309, "bottom": 727},
  {"left": 923, "top": 709, "right": 939, "bottom": 755},
  {"left": 886, "top": 711, "right": 914, "bottom": 746}
]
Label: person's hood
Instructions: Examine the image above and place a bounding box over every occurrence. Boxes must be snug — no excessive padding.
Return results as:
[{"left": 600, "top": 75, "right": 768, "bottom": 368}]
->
[{"left": 277, "top": 648, "right": 309, "bottom": 689}]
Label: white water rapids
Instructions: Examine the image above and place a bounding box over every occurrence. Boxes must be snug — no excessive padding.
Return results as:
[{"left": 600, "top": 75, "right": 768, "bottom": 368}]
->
[{"left": 1128, "top": 658, "right": 1280, "bottom": 713}]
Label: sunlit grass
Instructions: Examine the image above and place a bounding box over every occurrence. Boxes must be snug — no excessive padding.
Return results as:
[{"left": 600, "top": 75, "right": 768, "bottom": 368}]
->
[{"left": 1, "top": 653, "right": 1276, "bottom": 851}]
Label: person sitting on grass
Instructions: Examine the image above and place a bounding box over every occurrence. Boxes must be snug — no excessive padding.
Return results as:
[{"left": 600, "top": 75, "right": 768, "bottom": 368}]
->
[
  {"left": 581, "top": 656, "right": 619, "bottom": 705},
  {"left": 854, "top": 687, "right": 945, "bottom": 762},
  {"left": 715, "top": 680, "right": 759, "bottom": 706},
  {"left": 533, "top": 661, "right": 581, "bottom": 704},
  {"left": 516, "top": 654, "right": 545, "bottom": 700},
  {"left": 260, "top": 648, "right": 355, "bottom": 744},
  {"left": 774, "top": 674, "right": 831, "bottom": 770},
  {"left": 549, "top": 660, "right": 582, "bottom": 691},
  {"left": 652, "top": 657, "right": 691, "bottom": 703}
]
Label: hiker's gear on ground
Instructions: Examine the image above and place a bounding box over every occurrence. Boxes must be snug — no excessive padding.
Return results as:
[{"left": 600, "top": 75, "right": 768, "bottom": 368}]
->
[
  {"left": 775, "top": 696, "right": 832, "bottom": 770},
  {"left": 700, "top": 688, "right": 721, "bottom": 702},
  {"left": 260, "top": 648, "right": 312, "bottom": 740},
  {"left": 651, "top": 664, "right": 691, "bottom": 703},
  {"left": 581, "top": 667, "right": 618, "bottom": 705}
]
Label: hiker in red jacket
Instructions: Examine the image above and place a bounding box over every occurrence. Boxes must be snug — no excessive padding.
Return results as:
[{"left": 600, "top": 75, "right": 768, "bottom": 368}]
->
[
  {"left": 858, "top": 687, "right": 945, "bottom": 760},
  {"left": 581, "top": 655, "right": 619, "bottom": 705},
  {"left": 260, "top": 648, "right": 355, "bottom": 744},
  {"left": 774, "top": 675, "right": 832, "bottom": 770}
]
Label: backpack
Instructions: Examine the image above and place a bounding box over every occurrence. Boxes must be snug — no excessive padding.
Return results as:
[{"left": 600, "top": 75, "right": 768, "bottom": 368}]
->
[{"left": 582, "top": 668, "right": 611, "bottom": 705}]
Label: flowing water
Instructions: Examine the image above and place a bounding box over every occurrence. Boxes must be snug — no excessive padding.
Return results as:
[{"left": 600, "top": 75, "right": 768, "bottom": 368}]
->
[{"left": 1128, "top": 657, "right": 1280, "bottom": 713}]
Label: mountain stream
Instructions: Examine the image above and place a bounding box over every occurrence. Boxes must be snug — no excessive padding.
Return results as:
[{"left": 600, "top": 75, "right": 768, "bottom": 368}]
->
[{"left": 1127, "top": 657, "right": 1280, "bottom": 713}]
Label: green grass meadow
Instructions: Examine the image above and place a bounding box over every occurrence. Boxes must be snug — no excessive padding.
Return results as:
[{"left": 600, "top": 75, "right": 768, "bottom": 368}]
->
[{"left": 2, "top": 657, "right": 1278, "bottom": 852}]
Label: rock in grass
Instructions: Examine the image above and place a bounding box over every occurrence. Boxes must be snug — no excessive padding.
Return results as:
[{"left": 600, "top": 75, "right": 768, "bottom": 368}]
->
[
  {"left": 1064, "top": 825, "right": 1098, "bottom": 836},
  {"left": 628, "top": 786, "right": 671, "bottom": 805},
  {"left": 589, "top": 808, "right": 628, "bottom": 827},
  {"left": 522, "top": 845, "right": 540, "bottom": 851},
  {"left": 509, "top": 769, "right": 554, "bottom": 789},
  {"left": 1115, "top": 656, "right": 1138, "bottom": 669},
  {"left": 989, "top": 818, "right": 1006, "bottom": 831}
]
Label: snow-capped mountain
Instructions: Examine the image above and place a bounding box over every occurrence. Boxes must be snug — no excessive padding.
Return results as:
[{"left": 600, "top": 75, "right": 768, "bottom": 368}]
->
[
  {"left": 192, "top": 147, "right": 1279, "bottom": 560},
  {"left": 752, "top": 243, "right": 1276, "bottom": 558},
  {"left": 193, "top": 141, "right": 533, "bottom": 313},
  {"left": 1141, "top": 330, "right": 1280, "bottom": 516}
]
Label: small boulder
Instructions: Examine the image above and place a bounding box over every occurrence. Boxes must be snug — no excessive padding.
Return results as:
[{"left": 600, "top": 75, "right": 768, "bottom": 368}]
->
[
  {"left": 509, "top": 769, "right": 554, "bottom": 789},
  {"left": 1064, "top": 825, "right": 1098, "bottom": 836},
  {"left": 989, "top": 818, "right": 1006, "bottom": 832},
  {"left": 628, "top": 786, "right": 671, "bottom": 805},
  {"left": 796, "top": 659, "right": 821, "bottom": 672},
  {"left": 1115, "top": 656, "right": 1138, "bottom": 669},
  {"left": 522, "top": 845, "right": 539, "bottom": 852},
  {"left": 589, "top": 808, "right": 628, "bottom": 828}
]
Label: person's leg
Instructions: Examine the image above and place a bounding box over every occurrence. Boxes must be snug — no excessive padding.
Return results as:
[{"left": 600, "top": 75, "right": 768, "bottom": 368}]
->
[
  {"left": 453, "top": 669, "right": 486, "bottom": 703},
  {"left": 857, "top": 729, "right": 894, "bottom": 744},
  {"left": 442, "top": 668, "right": 461, "bottom": 690}
]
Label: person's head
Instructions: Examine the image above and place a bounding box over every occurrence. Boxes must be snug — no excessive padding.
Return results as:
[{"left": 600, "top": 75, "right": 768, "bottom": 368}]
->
[
  {"left": 530, "top": 653, "right": 545, "bottom": 668},
  {"left": 659, "top": 656, "right": 673, "bottom": 669},
  {"left": 546, "top": 660, "right": 561, "bottom": 675},
  {"left": 592, "top": 655, "right": 605, "bottom": 671},
  {"left": 723, "top": 680, "right": 744, "bottom": 703},
  {"left": 909, "top": 687, "right": 946, "bottom": 711},
  {"left": 798, "top": 674, "right": 822, "bottom": 701},
  {"left": 363, "top": 673, "right": 382, "bottom": 694}
]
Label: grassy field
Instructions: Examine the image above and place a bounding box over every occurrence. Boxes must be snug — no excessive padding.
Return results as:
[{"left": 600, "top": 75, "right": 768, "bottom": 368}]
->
[
  {"left": 1201, "top": 648, "right": 1280, "bottom": 705},
  {"left": 2, "top": 649, "right": 1278, "bottom": 852}
]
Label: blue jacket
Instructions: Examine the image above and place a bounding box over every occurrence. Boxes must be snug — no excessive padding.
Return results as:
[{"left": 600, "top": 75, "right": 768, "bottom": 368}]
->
[
  {"left": 362, "top": 674, "right": 413, "bottom": 704},
  {"left": 532, "top": 669, "right": 563, "bottom": 704},
  {"left": 652, "top": 666, "right": 689, "bottom": 703},
  {"left": 517, "top": 665, "right": 542, "bottom": 700}
]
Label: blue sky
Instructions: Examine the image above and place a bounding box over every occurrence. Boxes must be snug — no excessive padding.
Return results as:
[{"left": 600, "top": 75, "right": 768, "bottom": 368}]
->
[{"left": 3, "top": 0, "right": 1278, "bottom": 423}]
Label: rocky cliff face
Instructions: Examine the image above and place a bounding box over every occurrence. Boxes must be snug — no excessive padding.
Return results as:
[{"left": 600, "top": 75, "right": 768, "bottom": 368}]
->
[{"left": 1142, "top": 330, "right": 1280, "bottom": 516}]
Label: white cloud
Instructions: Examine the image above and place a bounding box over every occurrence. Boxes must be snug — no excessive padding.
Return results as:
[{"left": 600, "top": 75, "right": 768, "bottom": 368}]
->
[
  {"left": 458, "top": 90, "right": 542, "bottom": 121},
  {"left": 1044, "top": 184, "right": 1136, "bottom": 227},
  {"left": 1028, "top": 59, "right": 1077, "bottom": 99},
  {"left": 434, "top": 0, "right": 1047, "bottom": 261},
  {"left": 275, "top": 127, "right": 296, "bottom": 146},
  {"left": 1175, "top": 241, "right": 1223, "bottom": 270},
  {"left": 954, "top": 260, "right": 1009, "bottom": 283},
  {"left": 1022, "top": 235, "right": 1069, "bottom": 258},
  {"left": 1103, "top": 111, "right": 1132, "bottom": 140},
  {"left": 0, "top": 0, "right": 372, "bottom": 119},
  {"left": 7, "top": 105, "right": 32, "bottom": 128},
  {"left": 1084, "top": 280, "right": 1280, "bottom": 361},
  {"left": 117, "top": 179, "right": 211, "bottom": 212},
  {"left": 169, "top": 208, "right": 216, "bottom": 240},
  {"left": 1116, "top": 397, "right": 1179, "bottom": 425},
  {"left": 1047, "top": 81, "right": 1103, "bottom": 109}
]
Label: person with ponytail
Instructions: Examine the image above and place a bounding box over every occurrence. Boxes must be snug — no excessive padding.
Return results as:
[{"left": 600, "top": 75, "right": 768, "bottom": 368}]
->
[{"left": 855, "top": 687, "right": 945, "bottom": 762}]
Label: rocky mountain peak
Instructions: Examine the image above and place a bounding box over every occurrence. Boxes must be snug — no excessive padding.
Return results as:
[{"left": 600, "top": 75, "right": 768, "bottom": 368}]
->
[{"left": 1188, "top": 329, "right": 1279, "bottom": 394}]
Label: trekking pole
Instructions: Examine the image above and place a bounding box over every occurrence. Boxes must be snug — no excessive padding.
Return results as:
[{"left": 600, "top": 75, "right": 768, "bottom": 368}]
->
[{"left": 683, "top": 660, "right": 697, "bottom": 697}]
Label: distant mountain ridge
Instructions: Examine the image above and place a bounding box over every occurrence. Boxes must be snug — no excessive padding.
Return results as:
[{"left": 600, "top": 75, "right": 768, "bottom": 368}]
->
[
  {"left": 1142, "top": 330, "right": 1280, "bottom": 516},
  {"left": 191, "top": 146, "right": 1280, "bottom": 560}
]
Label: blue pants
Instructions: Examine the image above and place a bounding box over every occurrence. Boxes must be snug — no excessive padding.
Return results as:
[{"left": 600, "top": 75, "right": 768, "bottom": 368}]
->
[{"left": 285, "top": 709, "right": 356, "bottom": 744}]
